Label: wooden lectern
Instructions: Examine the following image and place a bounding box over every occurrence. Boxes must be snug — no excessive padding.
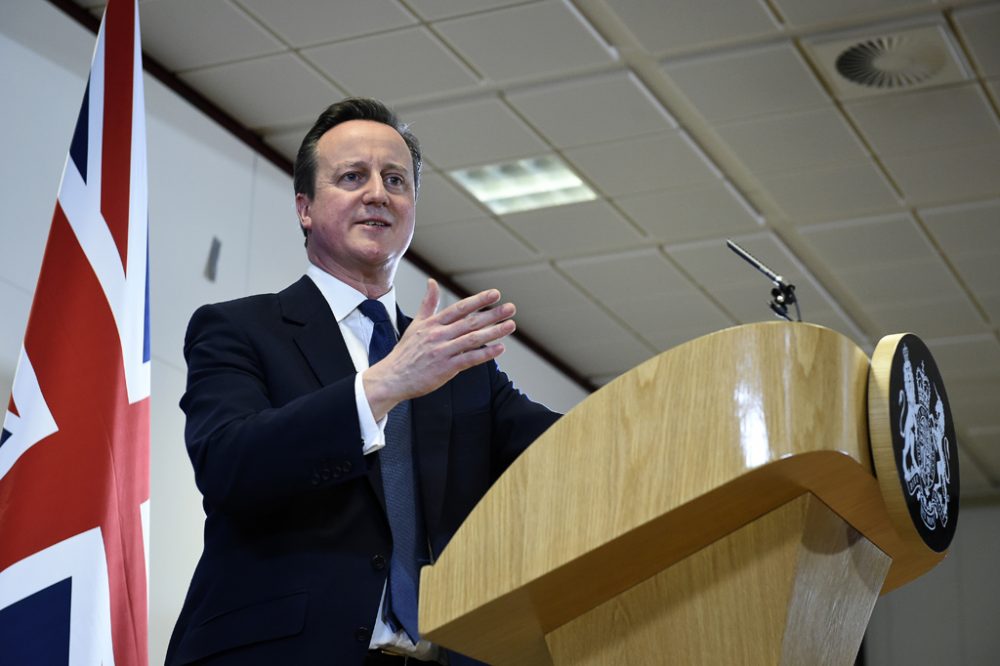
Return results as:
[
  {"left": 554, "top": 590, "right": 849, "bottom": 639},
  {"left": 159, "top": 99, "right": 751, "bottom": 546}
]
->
[{"left": 418, "top": 323, "right": 953, "bottom": 665}]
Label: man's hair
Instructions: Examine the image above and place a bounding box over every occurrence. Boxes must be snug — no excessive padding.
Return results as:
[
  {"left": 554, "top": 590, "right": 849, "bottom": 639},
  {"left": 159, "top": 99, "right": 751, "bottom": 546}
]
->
[{"left": 293, "top": 97, "right": 422, "bottom": 201}]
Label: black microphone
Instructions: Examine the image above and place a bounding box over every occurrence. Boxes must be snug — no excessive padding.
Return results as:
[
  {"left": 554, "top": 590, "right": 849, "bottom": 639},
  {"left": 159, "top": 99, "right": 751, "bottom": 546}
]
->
[{"left": 725, "top": 239, "right": 801, "bottom": 322}]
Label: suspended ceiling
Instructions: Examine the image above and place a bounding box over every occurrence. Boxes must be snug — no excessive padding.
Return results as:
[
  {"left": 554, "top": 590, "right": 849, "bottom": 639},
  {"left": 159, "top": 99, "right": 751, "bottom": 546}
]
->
[{"left": 65, "top": 0, "right": 1000, "bottom": 498}]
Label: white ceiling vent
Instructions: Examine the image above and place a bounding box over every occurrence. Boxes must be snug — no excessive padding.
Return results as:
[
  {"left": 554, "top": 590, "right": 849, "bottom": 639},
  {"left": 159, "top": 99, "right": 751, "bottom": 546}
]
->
[{"left": 805, "top": 24, "right": 971, "bottom": 101}]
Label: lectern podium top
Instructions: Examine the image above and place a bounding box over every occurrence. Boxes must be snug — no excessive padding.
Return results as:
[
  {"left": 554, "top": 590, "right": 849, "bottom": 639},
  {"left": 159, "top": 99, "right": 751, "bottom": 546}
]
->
[{"left": 419, "top": 322, "right": 950, "bottom": 657}]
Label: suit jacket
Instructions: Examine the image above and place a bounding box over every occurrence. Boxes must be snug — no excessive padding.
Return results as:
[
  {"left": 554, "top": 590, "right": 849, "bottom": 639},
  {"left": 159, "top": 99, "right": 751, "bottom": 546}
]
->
[{"left": 165, "top": 277, "right": 559, "bottom": 665}]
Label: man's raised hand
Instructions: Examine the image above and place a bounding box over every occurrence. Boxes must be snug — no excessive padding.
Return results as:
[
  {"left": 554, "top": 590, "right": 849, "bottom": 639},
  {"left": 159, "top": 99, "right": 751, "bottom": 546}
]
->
[{"left": 362, "top": 279, "right": 516, "bottom": 420}]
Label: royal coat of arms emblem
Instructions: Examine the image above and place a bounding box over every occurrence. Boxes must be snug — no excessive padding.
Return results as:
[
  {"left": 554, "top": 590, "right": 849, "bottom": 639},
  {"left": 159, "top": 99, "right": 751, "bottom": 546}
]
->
[{"left": 869, "top": 333, "right": 959, "bottom": 553}]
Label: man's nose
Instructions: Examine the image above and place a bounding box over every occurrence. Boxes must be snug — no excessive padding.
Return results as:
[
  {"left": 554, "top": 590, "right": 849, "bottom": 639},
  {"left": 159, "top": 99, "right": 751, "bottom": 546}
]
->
[{"left": 363, "top": 178, "right": 388, "bottom": 205}]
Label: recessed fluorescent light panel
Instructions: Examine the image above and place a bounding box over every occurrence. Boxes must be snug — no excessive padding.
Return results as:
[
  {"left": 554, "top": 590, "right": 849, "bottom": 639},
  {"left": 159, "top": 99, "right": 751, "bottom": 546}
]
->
[{"left": 449, "top": 155, "right": 597, "bottom": 215}]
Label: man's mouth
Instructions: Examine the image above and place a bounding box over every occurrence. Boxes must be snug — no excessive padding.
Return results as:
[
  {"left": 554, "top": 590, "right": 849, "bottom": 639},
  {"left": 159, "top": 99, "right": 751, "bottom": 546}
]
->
[{"left": 360, "top": 219, "right": 390, "bottom": 227}]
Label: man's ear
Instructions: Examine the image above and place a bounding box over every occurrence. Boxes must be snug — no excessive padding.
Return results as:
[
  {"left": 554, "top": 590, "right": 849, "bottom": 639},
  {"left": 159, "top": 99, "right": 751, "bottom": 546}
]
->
[{"left": 294, "top": 193, "right": 311, "bottom": 228}]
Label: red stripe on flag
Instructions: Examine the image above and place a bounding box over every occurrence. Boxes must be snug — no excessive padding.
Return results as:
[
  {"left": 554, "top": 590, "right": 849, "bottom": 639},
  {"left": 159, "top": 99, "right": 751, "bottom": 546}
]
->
[
  {"left": 0, "top": 203, "right": 149, "bottom": 664},
  {"left": 101, "top": 0, "right": 135, "bottom": 272}
]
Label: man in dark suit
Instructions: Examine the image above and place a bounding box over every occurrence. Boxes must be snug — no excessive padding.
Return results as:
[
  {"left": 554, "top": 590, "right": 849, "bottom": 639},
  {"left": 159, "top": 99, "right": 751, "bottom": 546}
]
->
[{"left": 165, "top": 98, "right": 559, "bottom": 665}]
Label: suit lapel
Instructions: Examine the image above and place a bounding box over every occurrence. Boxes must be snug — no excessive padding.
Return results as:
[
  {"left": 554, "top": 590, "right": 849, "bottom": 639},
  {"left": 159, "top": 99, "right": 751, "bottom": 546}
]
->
[
  {"left": 399, "top": 310, "right": 453, "bottom": 549},
  {"left": 279, "top": 277, "right": 386, "bottom": 511},
  {"left": 279, "top": 277, "right": 355, "bottom": 386}
]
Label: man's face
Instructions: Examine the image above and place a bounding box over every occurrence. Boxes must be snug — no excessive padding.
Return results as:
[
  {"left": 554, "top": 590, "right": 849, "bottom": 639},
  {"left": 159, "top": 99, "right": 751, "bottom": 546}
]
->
[{"left": 296, "top": 119, "right": 416, "bottom": 290}]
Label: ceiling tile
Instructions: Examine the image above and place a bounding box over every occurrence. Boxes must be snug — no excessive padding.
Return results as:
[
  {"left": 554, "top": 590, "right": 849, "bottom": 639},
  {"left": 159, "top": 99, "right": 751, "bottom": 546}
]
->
[
  {"left": 615, "top": 182, "right": 760, "bottom": 243},
  {"left": 410, "top": 217, "right": 538, "bottom": 273},
  {"left": 502, "top": 200, "right": 646, "bottom": 258},
  {"left": 797, "top": 213, "right": 937, "bottom": 271},
  {"left": 236, "top": 0, "right": 417, "bottom": 48},
  {"left": 179, "top": 53, "right": 345, "bottom": 129},
  {"left": 402, "top": 97, "right": 547, "bottom": 169},
  {"left": 715, "top": 107, "right": 870, "bottom": 175},
  {"left": 263, "top": 126, "right": 306, "bottom": 161},
  {"left": 919, "top": 199, "right": 1000, "bottom": 318},
  {"left": 301, "top": 27, "right": 478, "bottom": 105},
  {"left": 803, "top": 23, "right": 973, "bottom": 103},
  {"left": 802, "top": 307, "right": 866, "bottom": 343},
  {"left": 662, "top": 42, "right": 829, "bottom": 123},
  {"left": 953, "top": 3, "right": 1000, "bottom": 78},
  {"left": 756, "top": 160, "right": 901, "bottom": 222},
  {"left": 942, "top": 380, "right": 1000, "bottom": 431},
  {"left": 139, "top": 0, "right": 284, "bottom": 71},
  {"left": 560, "top": 334, "right": 655, "bottom": 377},
  {"left": 589, "top": 374, "right": 619, "bottom": 387},
  {"left": 564, "top": 132, "right": 719, "bottom": 197},
  {"left": 506, "top": 70, "right": 675, "bottom": 149},
  {"left": 846, "top": 84, "right": 1000, "bottom": 157},
  {"left": 611, "top": 0, "right": 779, "bottom": 55},
  {"left": 950, "top": 393, "right": 1000, "bottom": 432},
  {"left": 665, "top": 233, "right": 792, "bottom": 289},
  {"left": 406, "top": 0, "right": 526, "bottom": 21},
  {"left": 460, "top": 264, "right": 659, "bottom": 376},
  {"left": 665, "top": 232, "right": 860, "bottom": 335},
  {"left": 948, "top": 253, "right": 1000, "bottom": 301},
  {"left": 455, "top": 263, "right": 584, "bottom": 315},
  {"left": 867, "top": 297, "right": 988, "bottom": 338},
  {"left": 982, "top": 294, "right": 1000, "bottom": 324},
  {"left": 956, "top": 446, "right": 996, "bottom": 496},
  {"left": 558, "top": 248, "right": 733, "bottom": 348},
  {"left": 769, "top": 0, "right": 932, "bottom": 28},
  {"left": 626, "top": 291, "right": 735, "bottom": 351},
  {"left": 921, "top": 199, "right": 1000, "bottom": 258},
  {"left": 558, "top": 248, "right": 693, "bottom": 298},
  {"left": 521, "top": 299, "right": 639, "bottom": 344},
  {"left": 966, "top": 427, "right": 1000, "bottom": 458},
  {"left": 883, "top": 143, "right": 1000, "bottom": 207},
  {"left": 835, "top": 258, "right": 968, "bottom": 308},
  {"left": 434, "top": 1, "right": 614, "bottom": 84},
  {"left": 927, "top": 335, "right": 1000, "bottom": 380},
  {"left": 413, "top": 172, "right": 486, "bottom": 226}
]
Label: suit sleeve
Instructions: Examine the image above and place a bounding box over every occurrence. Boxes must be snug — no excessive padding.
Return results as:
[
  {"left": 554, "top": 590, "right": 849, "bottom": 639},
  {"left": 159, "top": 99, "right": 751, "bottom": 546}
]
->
[
  {"left": 180, "top": 302, "right": 369, "bottom": 516},
  {"left": 487, "top": 361, "right": 562, "bottom": 478}
]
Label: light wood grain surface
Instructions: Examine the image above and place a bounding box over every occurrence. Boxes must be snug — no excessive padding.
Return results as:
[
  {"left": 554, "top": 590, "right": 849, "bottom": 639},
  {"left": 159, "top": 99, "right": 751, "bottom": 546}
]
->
[
  {"left": 544, "top": 494, "right": 890, "bottom": 665},
  {"left": 419, "top": 323, "right": 945, "bottom": 663}
]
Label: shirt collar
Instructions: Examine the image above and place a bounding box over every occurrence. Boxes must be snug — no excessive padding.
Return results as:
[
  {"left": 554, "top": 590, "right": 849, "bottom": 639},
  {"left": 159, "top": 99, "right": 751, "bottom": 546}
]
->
[{"left": 305, "top": 263, "right": 398, "bottom": 330}]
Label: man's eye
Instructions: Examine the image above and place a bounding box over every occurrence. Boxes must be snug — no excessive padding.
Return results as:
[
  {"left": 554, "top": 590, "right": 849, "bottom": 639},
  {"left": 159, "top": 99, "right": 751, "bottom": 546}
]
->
[{"left": 385, "top": 175, "right": 405, "bottom": 188}]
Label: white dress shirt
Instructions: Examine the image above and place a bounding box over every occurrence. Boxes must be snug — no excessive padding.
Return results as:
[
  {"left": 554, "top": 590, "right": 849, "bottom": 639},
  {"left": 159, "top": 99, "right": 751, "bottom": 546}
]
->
[{"left": 305, "top": 265, "right": 439, "bottom": 661}]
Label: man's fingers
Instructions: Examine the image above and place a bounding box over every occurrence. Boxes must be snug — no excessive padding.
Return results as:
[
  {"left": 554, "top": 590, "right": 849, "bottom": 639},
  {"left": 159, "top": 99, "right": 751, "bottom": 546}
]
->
[
  {"left": 437, "top": 289, "right": 502, "bottom": 325},
  {"left": 415, "top": 278, "right": 440, "bottom": 320},
  {"left": 444, "top": 319, "right": 516, "bottom": 358},
  {"left": 456, "top": 341, "right": 507, "bottom": 370}
]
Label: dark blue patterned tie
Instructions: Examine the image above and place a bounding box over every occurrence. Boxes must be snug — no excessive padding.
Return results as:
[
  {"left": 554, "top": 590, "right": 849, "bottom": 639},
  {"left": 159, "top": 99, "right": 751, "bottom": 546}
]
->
[{"left": 358, "top": 299, "right": 424, "bottom": 642}]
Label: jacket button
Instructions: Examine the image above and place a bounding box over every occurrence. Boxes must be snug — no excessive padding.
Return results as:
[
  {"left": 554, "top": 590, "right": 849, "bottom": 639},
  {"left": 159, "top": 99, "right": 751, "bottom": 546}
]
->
[
  {"left": 371, "top": 554, "right": 386, "bottom": 571},
  {"left": 355, "top": 626, "right": 371, "bottom": 643}
]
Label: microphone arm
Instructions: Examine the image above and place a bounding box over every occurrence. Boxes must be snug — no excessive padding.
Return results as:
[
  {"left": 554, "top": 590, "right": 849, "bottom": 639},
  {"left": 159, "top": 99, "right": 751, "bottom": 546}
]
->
[{"left": 725, "top": 240, "right": 801, "bottom": 322}]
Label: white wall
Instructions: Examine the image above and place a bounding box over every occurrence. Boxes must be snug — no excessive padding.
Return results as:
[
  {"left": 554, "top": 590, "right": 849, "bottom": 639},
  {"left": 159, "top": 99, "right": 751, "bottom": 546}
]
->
[
  {"left": 865, "top": 501, "right": 1000, "bottom": 664},
  {"left": 0, "top": 2, "right": 587, "bottom": 663}
]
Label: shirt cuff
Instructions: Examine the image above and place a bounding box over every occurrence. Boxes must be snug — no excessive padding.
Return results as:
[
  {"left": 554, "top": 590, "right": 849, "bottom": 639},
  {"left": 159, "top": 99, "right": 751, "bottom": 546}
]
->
[{"left": 355, "top": 371, "right": 386, "bottom": 455}]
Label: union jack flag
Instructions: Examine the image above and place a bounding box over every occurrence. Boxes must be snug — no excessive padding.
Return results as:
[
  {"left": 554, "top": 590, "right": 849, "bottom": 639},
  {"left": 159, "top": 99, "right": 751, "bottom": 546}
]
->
[{"left": 0, "top": 1, "right": 150, "bottom": 663}]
